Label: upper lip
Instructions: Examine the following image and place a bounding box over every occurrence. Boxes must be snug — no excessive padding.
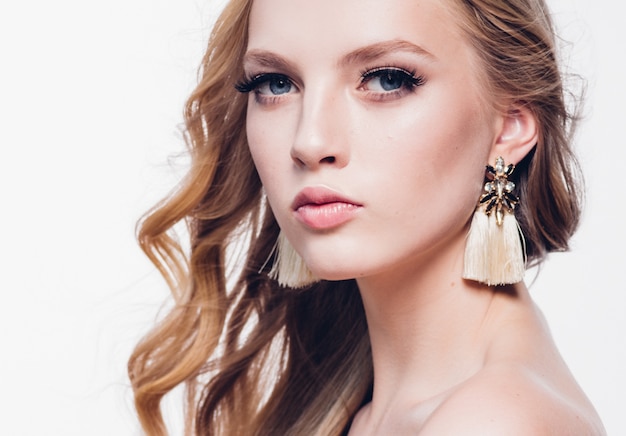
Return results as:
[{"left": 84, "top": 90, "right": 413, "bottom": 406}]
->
[{"left": 291, "top": 186, "right": 361, "bottom": 210}]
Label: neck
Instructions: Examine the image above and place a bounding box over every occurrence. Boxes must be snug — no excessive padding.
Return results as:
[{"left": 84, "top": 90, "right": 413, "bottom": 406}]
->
[{"left": 355, "top": 236, "right": 527, "bottom": 417}]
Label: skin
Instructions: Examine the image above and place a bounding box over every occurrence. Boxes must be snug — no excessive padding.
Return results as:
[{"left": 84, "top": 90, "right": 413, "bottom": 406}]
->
[{"left": 242, "top": 0, "right": 606, "bottom": 433}]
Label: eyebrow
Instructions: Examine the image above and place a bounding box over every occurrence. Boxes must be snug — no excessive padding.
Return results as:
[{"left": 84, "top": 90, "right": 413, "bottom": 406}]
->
[
  {"left": 242, "top": 39, "right": 434, "bottom": 74},
  {"left": 242, "top": 50, "right": 298, "bottom": 76},
  {"left": 340, "top": 39, "right": 435, "bottom": 67}
]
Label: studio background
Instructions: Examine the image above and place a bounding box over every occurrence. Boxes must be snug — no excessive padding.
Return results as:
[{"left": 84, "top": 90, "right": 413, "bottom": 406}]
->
[{"left": 1, "top": 0, "right": 623, "bottom": 434}]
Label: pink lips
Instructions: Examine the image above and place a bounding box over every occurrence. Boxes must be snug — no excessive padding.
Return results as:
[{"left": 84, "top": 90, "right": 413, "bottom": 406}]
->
[{"left": 292, "top": 187, "right": 362, "bottom": 230}]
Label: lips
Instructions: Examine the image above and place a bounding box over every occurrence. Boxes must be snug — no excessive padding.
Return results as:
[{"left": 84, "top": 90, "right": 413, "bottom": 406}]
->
[{"left": 292, "top": 187, "right": 362, "bottom": 230}]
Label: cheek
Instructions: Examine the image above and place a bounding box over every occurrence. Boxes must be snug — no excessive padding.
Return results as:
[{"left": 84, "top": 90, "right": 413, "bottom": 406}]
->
[
  {"left": 358, "top": 100, "right": 493, "bottom": 222},
  {"left": 363, "top": 100, "right": 492, "bottom": 177},
  {"left": 245, "top": 106, "right": 297, "bottom": 220},
  {"left": 246, "top": 109, "right": 284, "bottom": 183}
]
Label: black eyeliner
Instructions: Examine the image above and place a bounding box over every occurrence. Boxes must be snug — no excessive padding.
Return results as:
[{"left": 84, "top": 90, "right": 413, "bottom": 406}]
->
[
  {"left": 235, "top": 73, "right": 291, "bottom": 93},
  {"left": 360, "top": 66, "right": 425, "bottom": 89},
  {"left": 234, "top": 76, "right": 261, "bottom": 93}
]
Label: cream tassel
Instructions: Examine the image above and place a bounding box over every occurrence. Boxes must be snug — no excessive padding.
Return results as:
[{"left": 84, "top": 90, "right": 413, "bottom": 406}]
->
[
  {"left": 463, "top": 156, "right": 526, "bottom": 286},
  {"left": 463, "top": 207, "right": 525, "bottom": 285},
  {"left": 269, "top": 232, "right": 318, "bottom": 288}
]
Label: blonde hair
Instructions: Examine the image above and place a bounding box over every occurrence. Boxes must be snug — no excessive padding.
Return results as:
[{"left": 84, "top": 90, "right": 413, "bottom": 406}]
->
[
  {"left": 457, "top": 0, "right": 584, "bottom": 263},
  {"left": 128, "top": 0, "right": 583, "bottom": 434}
]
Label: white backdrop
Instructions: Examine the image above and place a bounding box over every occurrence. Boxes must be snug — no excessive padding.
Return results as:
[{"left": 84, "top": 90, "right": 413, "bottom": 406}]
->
[{"left": 0, "top": 0, "right": 623, "bottom": 434}]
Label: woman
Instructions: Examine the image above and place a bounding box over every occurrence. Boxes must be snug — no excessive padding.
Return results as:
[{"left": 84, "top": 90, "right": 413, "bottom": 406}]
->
[{"left": 129, "top": 0, "right": 605, "bottom": 434}]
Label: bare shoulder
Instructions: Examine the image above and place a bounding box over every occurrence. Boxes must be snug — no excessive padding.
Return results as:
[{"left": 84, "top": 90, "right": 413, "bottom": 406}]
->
[{"left": 420, "top": 363, "right": 606, "bottom": 436}]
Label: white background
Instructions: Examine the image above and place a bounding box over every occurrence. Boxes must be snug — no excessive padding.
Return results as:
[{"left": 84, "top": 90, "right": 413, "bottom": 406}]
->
[{"left": 0, "top": 0, "right": 623, "bottom": 434}]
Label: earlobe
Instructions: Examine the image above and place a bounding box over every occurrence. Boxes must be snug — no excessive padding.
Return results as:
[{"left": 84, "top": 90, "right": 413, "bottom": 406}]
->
[{"left": 490, "top": 105, "right": 539, "bottom": 165}]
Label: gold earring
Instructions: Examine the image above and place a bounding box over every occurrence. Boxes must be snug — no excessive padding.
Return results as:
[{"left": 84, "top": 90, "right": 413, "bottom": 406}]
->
[
  {"left": 463, "top": 157, "right": 526, "bottom": 285},
  {"left": 269, "top": 232, "right": 319, "bottom": 288}
]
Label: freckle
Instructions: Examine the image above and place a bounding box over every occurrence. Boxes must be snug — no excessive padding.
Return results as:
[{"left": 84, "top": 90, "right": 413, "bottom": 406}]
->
[{"left": 450, "top": 281, "right": 456, "bottom": 288}]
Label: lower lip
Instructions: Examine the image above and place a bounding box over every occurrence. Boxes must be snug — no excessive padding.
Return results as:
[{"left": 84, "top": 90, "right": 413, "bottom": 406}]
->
[{"left": 294, "top": 202, "right": 361, "bottom": 230}]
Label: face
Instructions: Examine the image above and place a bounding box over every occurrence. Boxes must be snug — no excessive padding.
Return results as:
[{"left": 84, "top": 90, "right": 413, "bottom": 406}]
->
[{"left": 242, "top": 0, "right": 502, "bottom": 283}]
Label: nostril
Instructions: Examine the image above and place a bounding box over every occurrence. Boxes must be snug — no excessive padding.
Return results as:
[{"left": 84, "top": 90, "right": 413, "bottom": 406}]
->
[{"left": 321, "top": 156, "right": 336, "bottom": 164}]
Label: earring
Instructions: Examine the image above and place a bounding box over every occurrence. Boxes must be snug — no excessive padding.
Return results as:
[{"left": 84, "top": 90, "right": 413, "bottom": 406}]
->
[
  {"left": 268, "top": 232, "right": 319, "bottom": 288},
  {"left": 463, "top": 157, "right": 526, "bottom": 285}
]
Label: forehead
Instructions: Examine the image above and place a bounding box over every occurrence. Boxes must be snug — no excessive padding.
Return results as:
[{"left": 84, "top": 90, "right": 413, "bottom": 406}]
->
[{"left": 247, "top": 0, "right": 470, "bottom": 63}]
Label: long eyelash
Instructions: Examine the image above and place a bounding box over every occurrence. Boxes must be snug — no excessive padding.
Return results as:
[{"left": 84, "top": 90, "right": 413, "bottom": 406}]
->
[
  {"left": 360, "top": 66, "right": 426, "bottom": 88},
  {"left": 235, "top": 75, "right": 263, "bottom": 93},
  {"left": 235, "top": 73, "right": 290, "bottom": 93}
]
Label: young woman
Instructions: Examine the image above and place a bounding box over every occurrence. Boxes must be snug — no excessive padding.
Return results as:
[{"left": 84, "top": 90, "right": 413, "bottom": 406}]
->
[{"left": 129, "top": 0, "right": 606, "bottom": 434}]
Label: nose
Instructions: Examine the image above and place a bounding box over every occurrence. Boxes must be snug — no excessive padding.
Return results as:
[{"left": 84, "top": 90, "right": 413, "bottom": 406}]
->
[{"left": 290, "top": 85, "right": 350, "bottom": 169}]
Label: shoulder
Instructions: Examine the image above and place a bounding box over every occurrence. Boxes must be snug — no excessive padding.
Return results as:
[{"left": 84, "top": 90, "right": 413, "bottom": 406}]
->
[{"left": 419, "top": 363, "right": 605, "bottom": 436}]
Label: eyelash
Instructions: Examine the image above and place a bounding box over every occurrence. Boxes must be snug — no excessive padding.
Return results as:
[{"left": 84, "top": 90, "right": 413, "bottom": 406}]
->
[
  {"left": 359, "top": 66, "right": 425, "bottom": 98},
  {"left": 234, "top": 67, "right": 426, "bottom": 102},
  {"left": 235, "top": 73, "right": 295, "bottom": 105},
  {"left": 235, "top": 73, "right": 291, "bottom": 94}
]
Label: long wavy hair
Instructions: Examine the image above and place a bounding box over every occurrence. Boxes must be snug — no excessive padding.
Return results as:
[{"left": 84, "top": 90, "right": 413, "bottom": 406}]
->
[{"left": 128, "top": 0, "right": 583, "bottom": 434}]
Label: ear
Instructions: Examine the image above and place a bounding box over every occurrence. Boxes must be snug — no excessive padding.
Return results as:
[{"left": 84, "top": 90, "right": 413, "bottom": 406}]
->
[{"left": 489, "top": 104, "right": 538, "bottom": 165}]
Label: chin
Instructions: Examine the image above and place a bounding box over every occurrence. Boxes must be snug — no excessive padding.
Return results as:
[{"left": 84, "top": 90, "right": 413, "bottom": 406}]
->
[
  {"left": 304, "top": 260, "right": 361, "bottom": 282},
  {"left": 311, "top": 268, "right": 357, "bottom": 282}
]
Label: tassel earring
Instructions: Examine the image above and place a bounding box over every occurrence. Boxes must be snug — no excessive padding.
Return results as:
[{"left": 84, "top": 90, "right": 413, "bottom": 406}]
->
[
  {"left": 463, "top": 157, "right": 526, "bottom": 285},
  {"left": 268, "top": 232, "right": 318, "bottom": 288}
]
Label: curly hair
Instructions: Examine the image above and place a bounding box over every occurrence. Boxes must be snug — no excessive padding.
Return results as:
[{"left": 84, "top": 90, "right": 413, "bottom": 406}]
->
[{"left": 128, "top": 0, "right": 583, "bottom": 434}]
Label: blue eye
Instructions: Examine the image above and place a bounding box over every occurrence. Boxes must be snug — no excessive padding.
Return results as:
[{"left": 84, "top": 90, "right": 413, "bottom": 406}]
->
[
  {"left": 265, "top": 76, "right": 292, "bottom": 95},
  {"left": 360, "top": 67, "right": 425, "bottom": 93},
  {"left": 235, "top": 73, "right": 294, "bottom": 95},
  {"left": 376, "top": 70, "right": 405, "bottom": 91}
]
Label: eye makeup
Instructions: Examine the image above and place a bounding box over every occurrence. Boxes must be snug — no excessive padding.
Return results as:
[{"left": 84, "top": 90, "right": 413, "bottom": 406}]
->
[{"left": 359, "top": 66, "right": 426, "bottom": 100}]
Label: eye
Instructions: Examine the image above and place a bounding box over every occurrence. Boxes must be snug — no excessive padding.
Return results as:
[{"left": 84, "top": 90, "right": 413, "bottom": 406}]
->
[
  {"left": 235, "top": 73, "right": 295, "bottom": 96},
  {"left": 258, "top": 75, "right": 293, "bottom": 95},
  {"left": 359, "top": 67, "right": 425, "bottom": 94}
]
